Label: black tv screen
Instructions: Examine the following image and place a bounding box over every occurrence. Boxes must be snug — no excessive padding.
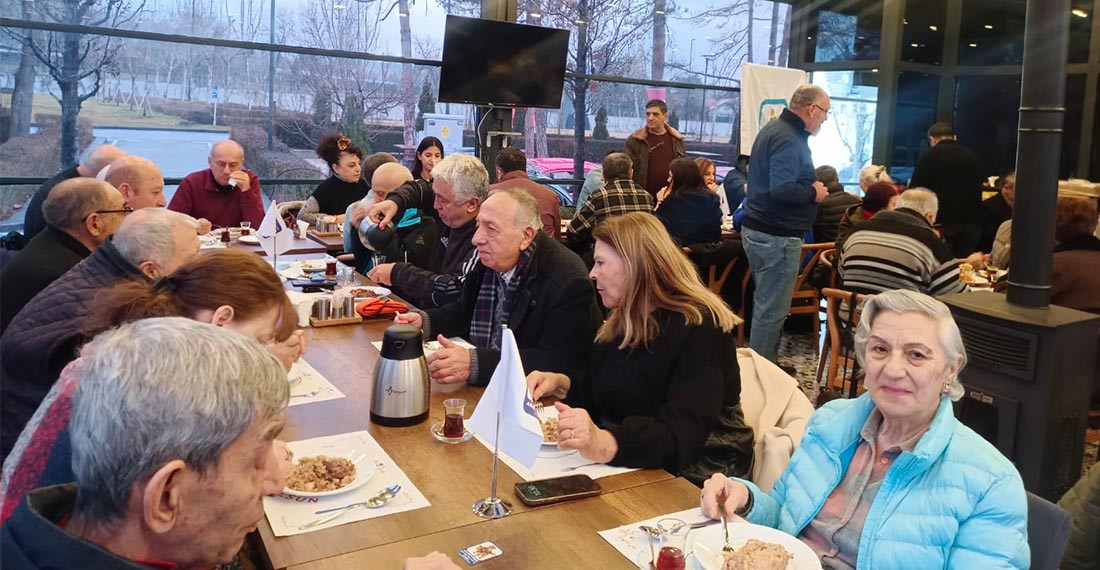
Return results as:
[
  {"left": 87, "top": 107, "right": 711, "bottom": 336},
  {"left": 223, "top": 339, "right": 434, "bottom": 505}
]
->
[{"left": 438, "top": 16, "right": 570, "bottom": 109}]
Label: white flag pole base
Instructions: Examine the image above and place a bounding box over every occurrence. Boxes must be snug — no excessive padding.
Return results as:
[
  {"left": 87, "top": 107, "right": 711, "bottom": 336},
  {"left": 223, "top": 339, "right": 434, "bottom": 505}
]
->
[{"left": 472, "top": 410, "right": 512, "bottom": 519}]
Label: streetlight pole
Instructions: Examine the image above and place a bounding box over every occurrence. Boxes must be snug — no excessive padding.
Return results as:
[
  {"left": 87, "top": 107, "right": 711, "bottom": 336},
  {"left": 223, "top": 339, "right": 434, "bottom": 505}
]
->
[
  {"left": 688, "top": 38, "right": 695, "bottom": 71},
  {"left": 700, "top": 54, "right": 715, "bottom": 142}
]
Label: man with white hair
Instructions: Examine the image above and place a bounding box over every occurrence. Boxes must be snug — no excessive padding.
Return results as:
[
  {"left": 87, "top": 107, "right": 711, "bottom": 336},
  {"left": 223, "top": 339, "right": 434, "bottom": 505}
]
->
[
  {"left": 1, "top": 179, "right": 128, "bottom": 332},
  {"left": 740, "top": 84, "right": 831, "bottom": 363},
  {"left": 22, "top": 144, "right": 125, "bottom": 240},
  {"left": 168, "top": 139, "right": 264, "bottom": 229},
  {"left": 396, "top": 188, "right": 600, "bottom": 386},
  {"left": 838, "top": 188, "right": 968, "bottom": 296},
  {"left": 0, "top": 318, "right": 290, "bottom": 567},
  {"left": 359, "top": 154, "right": 488, "bottom": 308},
  {"left": 0, "top": 208, "right": 201, "bottom": 460}
]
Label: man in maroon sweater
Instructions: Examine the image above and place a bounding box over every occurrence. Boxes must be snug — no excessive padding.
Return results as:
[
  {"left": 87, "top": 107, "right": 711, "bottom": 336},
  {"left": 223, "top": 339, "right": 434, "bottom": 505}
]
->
[
  {"left": 624, "top": 99, "right": 686, "bottom": 198},
  {"left": 489, "top": 147, "right": 561, "bottom": 239},
  {"left": 168, "top": 139, "right": 264, "bottom": 229}
]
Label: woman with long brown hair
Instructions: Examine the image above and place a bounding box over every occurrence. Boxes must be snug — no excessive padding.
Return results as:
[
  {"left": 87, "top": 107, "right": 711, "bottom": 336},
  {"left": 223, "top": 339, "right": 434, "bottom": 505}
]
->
[
  {"left": 527, "top": 212, "right": 753, "bottom": 484},
  {"left": 656, "top": 157, "right": 723, "bottom": 244}
]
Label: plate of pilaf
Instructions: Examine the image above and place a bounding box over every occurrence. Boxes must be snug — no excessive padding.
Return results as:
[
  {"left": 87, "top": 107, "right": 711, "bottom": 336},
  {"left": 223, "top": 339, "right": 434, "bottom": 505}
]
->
[{"left": 282, "top": 454, "right": 374, "bottom": 498}]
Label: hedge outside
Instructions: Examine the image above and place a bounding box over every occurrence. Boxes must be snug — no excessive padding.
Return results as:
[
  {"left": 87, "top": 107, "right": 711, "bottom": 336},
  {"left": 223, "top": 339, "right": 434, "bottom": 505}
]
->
[{"left": 0, "top": 114, "right": 94, "bottom": 221}]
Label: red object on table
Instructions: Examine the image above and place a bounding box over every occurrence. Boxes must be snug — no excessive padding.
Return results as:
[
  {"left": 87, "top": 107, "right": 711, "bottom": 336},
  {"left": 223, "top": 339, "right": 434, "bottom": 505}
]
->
[{"left": 656, "top": 547, "right": 686, "bottom": 570}]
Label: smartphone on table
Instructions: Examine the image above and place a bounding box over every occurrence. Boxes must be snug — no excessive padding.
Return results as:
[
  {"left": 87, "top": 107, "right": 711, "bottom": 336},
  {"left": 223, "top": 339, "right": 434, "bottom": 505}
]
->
[{"left": 514, "top": 474, "right": 601, "bottom": 506}]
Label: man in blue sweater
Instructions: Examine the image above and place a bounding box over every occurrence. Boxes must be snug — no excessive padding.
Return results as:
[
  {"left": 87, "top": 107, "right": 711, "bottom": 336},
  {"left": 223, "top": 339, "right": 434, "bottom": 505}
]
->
[{"left": 741, "top": 84, "right": 831, "bottom": 362}]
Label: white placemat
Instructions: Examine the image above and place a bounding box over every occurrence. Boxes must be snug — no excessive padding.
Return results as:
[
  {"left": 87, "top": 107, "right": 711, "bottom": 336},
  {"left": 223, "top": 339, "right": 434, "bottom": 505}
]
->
[
  {"left": 287, "top": 359, "right": 345, "bottom": 407},
  {"left": 263, "top": 430, "right": 430, "bottom": 536},
  {"left": 472, "top": 434, "right": 638, "bottom": 481},
  {"left": 598, "top": 507, "right": 735, "bottom": 566}
]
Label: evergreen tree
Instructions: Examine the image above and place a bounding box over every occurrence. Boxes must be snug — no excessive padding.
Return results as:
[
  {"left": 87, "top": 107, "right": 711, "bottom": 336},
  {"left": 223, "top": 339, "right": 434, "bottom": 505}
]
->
[
  {"left": 415, "top": 81, "right": 435, "bottom": 132},
  {"left": 341, "top": 94, "right": 370, "bottom": 154},
  {"left": 312, "top": 89, "right": 333, "bottom": 128},
  {"left": 593, "top": 105, "right": 609, "bottom": 139},
  {"left": 668, "top": 110, "right": 680, "bottom": 131}
]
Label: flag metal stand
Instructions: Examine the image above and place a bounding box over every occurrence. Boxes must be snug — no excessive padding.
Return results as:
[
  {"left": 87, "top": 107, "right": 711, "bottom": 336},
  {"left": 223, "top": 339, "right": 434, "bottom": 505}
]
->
[{"left": 471, "top": 405, "right": 512, "bottom": 519}]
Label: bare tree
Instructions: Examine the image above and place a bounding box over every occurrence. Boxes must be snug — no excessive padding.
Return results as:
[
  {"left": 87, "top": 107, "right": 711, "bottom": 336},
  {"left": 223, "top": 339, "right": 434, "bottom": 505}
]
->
[
  {"left": 20, "top": 0, "right": 146, "bottom": 167},
  {"left": 652, "top": 0, "right": 666, "bottom": 81},
  {"left": 8, "top": 1, "right": 37, "bottom": 139}
]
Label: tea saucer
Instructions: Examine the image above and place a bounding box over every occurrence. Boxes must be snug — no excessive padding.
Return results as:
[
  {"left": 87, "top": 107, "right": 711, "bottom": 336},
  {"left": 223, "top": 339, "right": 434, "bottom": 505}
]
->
[{"left": 430, "top": 421, "right": 473, "bottom": 444}]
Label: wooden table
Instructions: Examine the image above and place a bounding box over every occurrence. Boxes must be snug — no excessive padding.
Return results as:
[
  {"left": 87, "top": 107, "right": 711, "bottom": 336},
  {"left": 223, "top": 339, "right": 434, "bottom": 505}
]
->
[
  {"left": 306, "top": 230, "right": 345, "bottom": 253},
  {"left": 287, "top": 477, "right": 702, "bottom": 569},
  {"left": 257, "top": 267, "right": 676, "bottom": 569},
  {"left": 229, "top": 236, "right": 329, "bottom": 256}
]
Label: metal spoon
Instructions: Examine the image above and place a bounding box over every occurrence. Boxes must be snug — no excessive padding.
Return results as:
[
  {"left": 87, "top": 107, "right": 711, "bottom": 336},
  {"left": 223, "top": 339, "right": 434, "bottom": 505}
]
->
[
  {"left": 297, "top": 484, "right": 401, "bottom": 530},
  {"left": 639, "top": 525, "right": 661, "bottom": 569}
]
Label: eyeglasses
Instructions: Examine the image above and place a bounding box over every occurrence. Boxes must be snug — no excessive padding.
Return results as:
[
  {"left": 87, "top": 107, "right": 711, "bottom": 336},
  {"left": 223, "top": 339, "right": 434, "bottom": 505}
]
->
[
  {"left": 813, "top": 104, "right": 831, "bottom": 116},
  {"left": 85, "top": 207, "right": 134, "bottom": 220}
]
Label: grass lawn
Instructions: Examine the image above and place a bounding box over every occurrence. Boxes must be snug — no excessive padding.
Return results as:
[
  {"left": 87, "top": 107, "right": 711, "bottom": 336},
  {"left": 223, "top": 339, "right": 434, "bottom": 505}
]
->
[{"left": 1, "top": 94, "right": 229, "bottom": 132}]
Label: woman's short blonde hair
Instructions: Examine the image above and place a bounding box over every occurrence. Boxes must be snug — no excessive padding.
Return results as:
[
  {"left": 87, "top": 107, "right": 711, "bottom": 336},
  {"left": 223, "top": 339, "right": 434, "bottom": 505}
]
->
[
  {"left": 853, "top": 289, "right": 967, "bottom": 401},
  {"left": 591, "top": 212, "right": 740, "bottom": 349},
  {"left": 859, "top": 164, "right": 892, "bottom": 190}
]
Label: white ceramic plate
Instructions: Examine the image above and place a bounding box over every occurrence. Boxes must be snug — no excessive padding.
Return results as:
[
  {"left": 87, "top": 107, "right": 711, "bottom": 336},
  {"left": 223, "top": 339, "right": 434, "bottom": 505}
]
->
[
  {"left": 342, "top": 285, "right": 392, "bottom": 298},
  {"left": 281, "top": 454, "right": 375, "bottom": 498},
  {"left": 690, "top": 522, "right": 822, "bottom": 570},
  {"left": 239, "top": 234, "right": 260, "bottom": 244}
]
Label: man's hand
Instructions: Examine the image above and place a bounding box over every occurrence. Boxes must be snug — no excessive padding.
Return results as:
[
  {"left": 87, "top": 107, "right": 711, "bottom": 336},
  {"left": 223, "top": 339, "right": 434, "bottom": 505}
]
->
[
  {"left": 364, "top": 200, "right": 400, "bottom": 229},
  {"left": 964, "top": 251, "right": 990, "bottom": 270},
  {"left": 526, "top": 371, "right": 571, "bottom": 401},
  {"left": 368, "top": 262, "right": 396, "bottom": 285},
  {"left": 425, "top": 335, "right": 471, "bottom": 384},
  {"left": 229, "top": 170, "right": 251, "bottom": 192},
  {"left": 402, "top": 552, "right": 461, "bottom": 570},
  {"left": 394, "top": 311, "right": 423, "bottom": 328},
  {"left": 195, "top": 218, "right": 213, "bottom": 234},
  {"left": 813, "top": 180, "right": 829, "bottom": 203},
  {"left": 261, "top": 439, "right": 292, "bottom": 495}
]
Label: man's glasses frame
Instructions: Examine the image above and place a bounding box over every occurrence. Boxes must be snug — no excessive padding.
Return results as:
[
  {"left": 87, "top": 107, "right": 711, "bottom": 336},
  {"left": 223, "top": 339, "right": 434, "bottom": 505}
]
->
[
  {"left": 813, "top": 103, "right": 831, "bottom": 116},
  {"left": 85, "top": 206, "right": 134, "bottom": 220}
]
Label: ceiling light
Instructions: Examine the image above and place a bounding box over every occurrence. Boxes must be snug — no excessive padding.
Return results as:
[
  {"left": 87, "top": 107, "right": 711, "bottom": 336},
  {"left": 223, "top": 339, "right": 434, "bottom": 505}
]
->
[
  {"left": 399, "top": 12, "right": 408, "bottom": 17},
  {"left": 655, "top": 10, "right": 666, "bottom": 15},
  {"left": 574, "top": 19, "right": 587, "bottom": 24},
  {"left": 929, "top": 25, "right": 938, "bottom": 31},
  {"left": 333, "top": 2, "right": 345, "bottom": 8},
  {"left": 903, "top": 19, "right": 908, "bottom": 24},
  {"left": 871, "top": 68, "right": 879, "bottom": 73},
  {"left": 969, "top": 43, "right": 978, "bottom": 47},
  {"left": 911, "top": 43, "right": 919, "bottom": 47},
  {"left": 1071, "top": 8, "right": 1088, "bottom": 18},
  {"left": 984, "top": 24, "right": 994, "bottom": 29},
  {"left": 529, "top": 12, "right": 541, "bottom": 18}
]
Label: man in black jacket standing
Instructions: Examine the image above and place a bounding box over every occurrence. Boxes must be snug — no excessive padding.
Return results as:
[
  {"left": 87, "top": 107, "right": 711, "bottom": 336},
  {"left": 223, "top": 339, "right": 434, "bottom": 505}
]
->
[
  {"left": 909, "top": 122, "right": 985, "bottom": 257},
  {"left": 396, "top": 189, "right": 599, "bottom": 387}
]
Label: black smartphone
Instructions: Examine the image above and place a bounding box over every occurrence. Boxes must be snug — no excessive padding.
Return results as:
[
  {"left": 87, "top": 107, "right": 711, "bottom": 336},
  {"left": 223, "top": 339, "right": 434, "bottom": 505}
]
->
[
  {"left": 290, "top": 278, "right": 336, "bottom": 290},
  {"left": 514, "top": 474, "right": 601, "bottom": 506}
]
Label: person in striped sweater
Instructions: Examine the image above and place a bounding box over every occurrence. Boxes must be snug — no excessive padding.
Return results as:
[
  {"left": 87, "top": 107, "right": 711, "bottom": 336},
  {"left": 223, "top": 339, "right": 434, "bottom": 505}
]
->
[{"left": 838, "top": 188, "right": 968, "bottom": 297}]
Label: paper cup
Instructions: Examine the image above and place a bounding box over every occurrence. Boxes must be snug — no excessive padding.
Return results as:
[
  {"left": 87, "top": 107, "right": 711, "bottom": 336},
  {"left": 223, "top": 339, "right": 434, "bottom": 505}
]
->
[
  {"left": 297, "top": 220, "right": 309, "bottom": 239},
  {"left": 296, "top": 300, "right": 313, "bottom": 327}
]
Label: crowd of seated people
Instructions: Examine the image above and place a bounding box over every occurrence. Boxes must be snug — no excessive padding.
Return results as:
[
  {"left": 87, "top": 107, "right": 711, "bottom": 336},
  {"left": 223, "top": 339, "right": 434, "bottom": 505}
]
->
[{"left": 4, "top": 87, "right": 1099, "bottom": 569}]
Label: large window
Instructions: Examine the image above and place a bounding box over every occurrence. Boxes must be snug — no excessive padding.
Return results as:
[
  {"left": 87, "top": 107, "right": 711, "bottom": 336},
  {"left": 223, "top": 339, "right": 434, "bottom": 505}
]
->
[
  {"left": 954, "top": 75, "right": 1021, "bottom": 177},
  {"left": 891, "top": 72, "right": 941, "bottom": 183},
  {"left": 958, "top": 0, "right": 1026, "bottom": 66},
  {"left": 901, "top": 0, "right": 946, "bottom": 66},
  {"left": 810, "top": 71, "right": 879, "bottom": 189},
  {"left": 803, "top": 0, "right": 883, "bottom": 63}
]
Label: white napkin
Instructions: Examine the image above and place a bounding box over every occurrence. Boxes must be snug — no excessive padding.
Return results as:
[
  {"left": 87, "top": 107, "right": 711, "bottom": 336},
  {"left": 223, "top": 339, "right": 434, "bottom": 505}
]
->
[
  {"left": 598, "top": 507, "right": 737, "bottom": 566},
  {"left": 472, "top": 433, "right": 638, "bottom": 480},
  {"left": 287, "top": 359, "right": 345, "bottom": 407}
]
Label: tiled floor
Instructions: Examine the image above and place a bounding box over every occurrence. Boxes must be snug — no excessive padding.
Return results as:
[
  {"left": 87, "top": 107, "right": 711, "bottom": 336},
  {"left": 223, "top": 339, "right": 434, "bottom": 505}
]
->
[{"left": 775, "top": 330, "right": 1098, "bottom": 476}]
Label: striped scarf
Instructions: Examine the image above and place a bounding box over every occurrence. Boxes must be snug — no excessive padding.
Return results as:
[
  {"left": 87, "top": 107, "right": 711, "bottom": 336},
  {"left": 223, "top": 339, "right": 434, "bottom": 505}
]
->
[{"left": 468, "top": 239, "right": 538, "bottom": 350}]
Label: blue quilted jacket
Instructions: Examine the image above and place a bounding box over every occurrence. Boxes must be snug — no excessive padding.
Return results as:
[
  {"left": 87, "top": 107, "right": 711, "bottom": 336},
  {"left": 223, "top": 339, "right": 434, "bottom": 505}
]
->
[{"left": 737, "top": 393, "right": 1029, "bottom": 570}]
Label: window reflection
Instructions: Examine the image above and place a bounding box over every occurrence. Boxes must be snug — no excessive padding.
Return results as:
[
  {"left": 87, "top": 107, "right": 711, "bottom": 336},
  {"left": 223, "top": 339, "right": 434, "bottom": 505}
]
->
[
  {"left": 958, "top": 0, "right": 1026, "bottom": 66},
  {"left": 1068, "top": 0, "right": 1093, "bottom": 63},
  {"left": 804, "top": 0, "right": 883, "bottom": 63},
  {"left": 892, "top": 72, "right": 941, "bottom": 184},
  {"left": 954, "top": 75, "right": 1021, "bottom": 177},
  {"left": 1062, "top": 75, "right": 1086, "bottom": 178},
  {"left": 901, "top": 0, "right": 946, "bottom": 65}
]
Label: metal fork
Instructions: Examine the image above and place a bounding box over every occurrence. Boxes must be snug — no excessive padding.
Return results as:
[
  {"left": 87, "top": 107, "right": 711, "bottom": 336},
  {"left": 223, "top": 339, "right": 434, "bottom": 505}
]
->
[
  {"left": 291, "top": 389, "right": 321, "bottom": 399},
  {"left": 533, "top": 401, "right": 545, "bottom": 419},
  {"left": 560, "top": 462, "right": 602, "bottom": 472},
  {"left": 719, "top": 496, "right": 735, "bottom": 553}
]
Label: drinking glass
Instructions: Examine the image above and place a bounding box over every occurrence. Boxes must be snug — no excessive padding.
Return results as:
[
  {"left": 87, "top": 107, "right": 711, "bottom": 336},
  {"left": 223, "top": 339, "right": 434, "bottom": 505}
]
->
[
  {"left": 240, "top": 221, "right": 251, "bottom": 236},
  {"left": 654, "top": 519, "right": 689, "bottom": 570},
  {"left": 442, "top": 398, "right": 467, "bottom": 438}
]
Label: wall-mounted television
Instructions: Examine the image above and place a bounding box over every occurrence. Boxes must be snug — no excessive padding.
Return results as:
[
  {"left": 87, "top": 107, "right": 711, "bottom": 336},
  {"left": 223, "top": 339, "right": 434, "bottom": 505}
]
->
[{"left": 438, "top": 15, "right": 570, "bottom": 109}]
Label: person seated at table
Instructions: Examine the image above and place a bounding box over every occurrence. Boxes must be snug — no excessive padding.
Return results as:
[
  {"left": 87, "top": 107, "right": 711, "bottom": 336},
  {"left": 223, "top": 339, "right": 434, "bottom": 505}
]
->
[
  {"left": 0, "top": 208, "right": 201, "bottom": 462},
  {"left": 168, "top": 139, "right": 264, "bottom": 229},
  {"left": 655, "top": 158, "right": 722, "bottom": 245},
  {"left": 834, "top": 181, "right": 899, "bottom": 254},
  {"left": 356, "top": 154, "right": 487, "bottom": 309},
  {"left": 348, "top": 163, "right": 436, "bottom": 274},
  {"left": 700, "top": 289, "right": 1029, "bottom": 569},
  {"left": 0, "top": 248, "right": 304, "bottom": 524},
  {"left": 694, "top": 157, "right": 730, "bottom": 216},
  {"left": 489, "top": 147, "right": 560, "bottom": 238},
  {"left": 812, "top": 165, "right": 860, "bottom": 244},
  {"left": 527, "top": 212, "right": 753, "bottom": 484},
  {"left": 396, "top": 188, "right": 600, "bottom": 386},
  {"left": 297, "top": 134, "right": 370, "bottom": 227},
  {"left": 1, "top": 178, "right": 128, "bottom": 333},
  {"left": 565, "top": 152, "right": 654, "bottom": 255},
  {"left": 412, "top": 136, "right": 444, "bottom": 182},
  {"left": 0, "top": 318, "right": 292, "bottom": 568},
  {"left": 838, "top": 188, "right": 969, "bottom": 297},
  {"left": 342, "top": 152, "right": 400, "bottom": 272}
]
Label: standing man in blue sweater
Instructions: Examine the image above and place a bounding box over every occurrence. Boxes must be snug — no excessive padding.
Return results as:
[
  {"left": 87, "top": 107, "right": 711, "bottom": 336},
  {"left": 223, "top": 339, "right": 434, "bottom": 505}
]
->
[{"left": 741, "top": 84, "right": 831, "bottom": 362}]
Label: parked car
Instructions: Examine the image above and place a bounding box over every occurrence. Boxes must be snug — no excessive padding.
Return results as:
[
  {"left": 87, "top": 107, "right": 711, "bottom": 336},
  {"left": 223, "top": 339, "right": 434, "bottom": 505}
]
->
[{"left": 526, "top": 158, "right": 601, "bottom": 208}]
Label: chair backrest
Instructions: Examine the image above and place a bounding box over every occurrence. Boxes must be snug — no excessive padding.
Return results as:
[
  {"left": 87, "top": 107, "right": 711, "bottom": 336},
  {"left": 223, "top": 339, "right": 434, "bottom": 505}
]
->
[
  {"left": 794, "top": 242, "right": 835, "bottom": 292},
  {"left": 819, "top": 248, "right": 838, "bottom": 289},
  {"left": 817, "top": 287, "right": 868, "bottom": 398},
  {"left": 1027, "top": 491, "right": 1073, "bottom": 570}
]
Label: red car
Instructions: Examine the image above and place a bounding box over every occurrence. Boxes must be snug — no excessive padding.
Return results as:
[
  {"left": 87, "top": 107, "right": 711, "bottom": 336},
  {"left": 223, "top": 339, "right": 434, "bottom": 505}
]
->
[{"left": 527, "top": 158, "right": 601, "bottom": 207}]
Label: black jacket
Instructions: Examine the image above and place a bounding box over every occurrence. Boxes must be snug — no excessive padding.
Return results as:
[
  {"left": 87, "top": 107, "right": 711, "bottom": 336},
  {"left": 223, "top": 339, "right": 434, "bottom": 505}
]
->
[
  {"left": 20, "top": 167, "right": 79, "bottom": 241},
  {"left": 979, "top": 192, "right": 1012, "bottom": 253},
  {"left": 385, "top": 180, "right": 479, "bottom": 309},
  {"left": 0, "top": 227, "right": 91, "bottom": 333},
  {"left": 656, "top": 189, "right": 722, "bottom": 245},
  {"left": 426, "top": 233, "right": 600, "bottom": 387},
  {"left": 909, "top": 139, "right": 984, "bottom": 226},
  {"left": 1, "top": 484, "right": 150, "bottom": 569},
  {"left": 0, "top": 240, "right": 144, "bottom": 460},
  {"left": 565, "top": 309, "right": 753, "bottom": 483},
  {"left": 813, "top": 189, "right": 861, "bottom": 244}
]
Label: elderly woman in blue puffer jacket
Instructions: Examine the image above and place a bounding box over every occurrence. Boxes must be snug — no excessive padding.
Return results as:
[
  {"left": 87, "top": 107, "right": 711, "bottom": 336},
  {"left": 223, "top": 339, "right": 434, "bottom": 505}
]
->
[{"left": 700, "top": 289, "right": 1028, "bottom": 569}]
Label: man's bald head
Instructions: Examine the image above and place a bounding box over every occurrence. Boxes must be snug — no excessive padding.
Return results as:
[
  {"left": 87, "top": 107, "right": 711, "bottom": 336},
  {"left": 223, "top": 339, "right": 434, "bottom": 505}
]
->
[
  {"left": 371, "top": 163, "right": 414, "bottom": 198},
  {"left": 78, "top": 145, "right": 125, "bottom": 178},
  {"left": 208, "top": 140, "right": 246, "bottom": 186},
  {"left": 44, "top": 178, "right": 128, "bottom": 247},
  {"left": 105, "top": 156, "right": 166, "bottom": 210}
]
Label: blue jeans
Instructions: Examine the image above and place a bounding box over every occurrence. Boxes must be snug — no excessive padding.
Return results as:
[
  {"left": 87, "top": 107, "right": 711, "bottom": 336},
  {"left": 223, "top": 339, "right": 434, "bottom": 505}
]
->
[{"left": 742, "top": 227, "right": 803, "bottom": 362}]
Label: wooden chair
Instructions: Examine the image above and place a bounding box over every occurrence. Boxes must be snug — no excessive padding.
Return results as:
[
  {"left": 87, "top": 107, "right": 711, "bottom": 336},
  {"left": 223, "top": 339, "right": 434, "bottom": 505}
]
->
[
  {"left": 818, "top": 248, "right": 838, "bottom": 289},
  {"left": 816, "top": 287, "right": 868, "bottom": 400},
  {"left": 684, "top": 245, "right": 745, "bottom": 341},
  {"left": 790, "top": 242, "right": 834, "bottom": 353}
]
